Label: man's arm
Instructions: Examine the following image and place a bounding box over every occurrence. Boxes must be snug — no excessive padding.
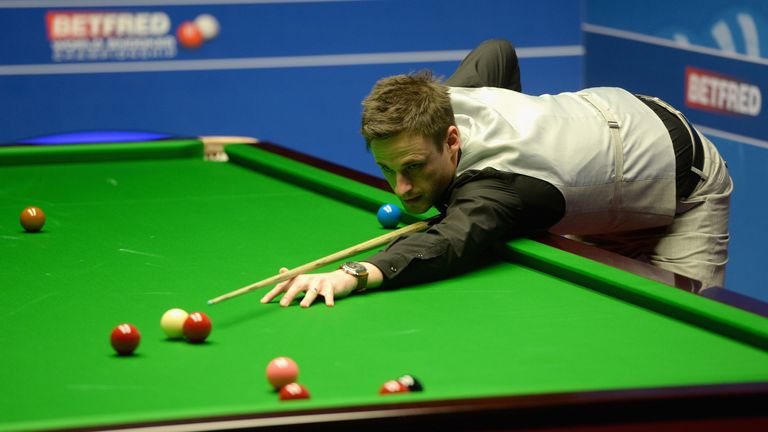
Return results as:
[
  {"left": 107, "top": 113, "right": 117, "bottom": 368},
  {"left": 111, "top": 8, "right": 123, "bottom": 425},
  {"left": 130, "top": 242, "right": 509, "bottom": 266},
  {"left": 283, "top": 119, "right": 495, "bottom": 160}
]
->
[
  {"left": 260, "top": 170, "right": 564, "bottom": 305},
  {"left": 365, "top": 175, "right": 522, "bottom": 288}
]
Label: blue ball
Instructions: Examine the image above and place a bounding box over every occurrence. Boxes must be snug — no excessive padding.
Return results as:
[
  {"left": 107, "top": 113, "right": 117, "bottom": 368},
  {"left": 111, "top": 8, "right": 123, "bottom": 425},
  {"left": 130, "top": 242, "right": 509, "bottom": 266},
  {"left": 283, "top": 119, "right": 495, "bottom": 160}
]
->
[{"left": 377, "top": 203, "right": 402, "bottom": 228}]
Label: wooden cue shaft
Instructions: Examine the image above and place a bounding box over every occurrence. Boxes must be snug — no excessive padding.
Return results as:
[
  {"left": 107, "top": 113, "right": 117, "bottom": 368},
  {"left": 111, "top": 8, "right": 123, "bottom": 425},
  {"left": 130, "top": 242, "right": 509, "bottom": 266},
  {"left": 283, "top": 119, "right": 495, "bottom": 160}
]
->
[{"left": 207, "top": 217, "right": 437, "bottom": 305}]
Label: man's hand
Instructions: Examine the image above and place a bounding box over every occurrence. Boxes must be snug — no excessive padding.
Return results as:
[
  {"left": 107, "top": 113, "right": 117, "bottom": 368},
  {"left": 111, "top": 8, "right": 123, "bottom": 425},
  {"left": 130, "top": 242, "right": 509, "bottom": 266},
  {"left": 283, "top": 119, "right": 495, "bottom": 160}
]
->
[
  {"left": 259, "top": 268, "right": 357, "bottom": 307},
  {"left": 259, "top": 262, "right": 383, "bottom": 308}
]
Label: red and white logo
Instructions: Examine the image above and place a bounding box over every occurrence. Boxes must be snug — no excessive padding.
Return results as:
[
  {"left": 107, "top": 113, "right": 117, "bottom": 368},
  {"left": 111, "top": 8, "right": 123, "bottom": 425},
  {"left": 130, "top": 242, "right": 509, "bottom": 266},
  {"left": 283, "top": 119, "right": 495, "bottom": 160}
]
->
[
  {"left": 45, "top": 10, "right": 176, "bottom": 61},
  {"left": 685, "top": 66, "right": 762, "bottom": 117},
  {"left": 176, "top": 14, "right": 220, "bottom": 50},
  {"left": 44, "top": 10, "right": 220, "bottom": 61},
  {"left": 46, "top": 11, "right": 171, "bottom": 40}
]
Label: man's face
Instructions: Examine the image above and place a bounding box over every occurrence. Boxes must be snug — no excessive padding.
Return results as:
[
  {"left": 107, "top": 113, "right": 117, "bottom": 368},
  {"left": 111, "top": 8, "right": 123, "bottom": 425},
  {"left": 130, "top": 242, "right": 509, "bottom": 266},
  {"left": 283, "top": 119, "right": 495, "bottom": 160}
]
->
[{"left": 370, "top": 127, "right": 460, "bottom": 214}]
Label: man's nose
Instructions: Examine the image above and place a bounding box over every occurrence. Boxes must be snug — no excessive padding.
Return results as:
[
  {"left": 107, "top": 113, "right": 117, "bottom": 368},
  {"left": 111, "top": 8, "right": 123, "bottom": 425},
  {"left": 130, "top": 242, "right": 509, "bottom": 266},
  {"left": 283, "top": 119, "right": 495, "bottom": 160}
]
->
[{"left": 395, "top": 173, "right": 412, "bottom": 196}]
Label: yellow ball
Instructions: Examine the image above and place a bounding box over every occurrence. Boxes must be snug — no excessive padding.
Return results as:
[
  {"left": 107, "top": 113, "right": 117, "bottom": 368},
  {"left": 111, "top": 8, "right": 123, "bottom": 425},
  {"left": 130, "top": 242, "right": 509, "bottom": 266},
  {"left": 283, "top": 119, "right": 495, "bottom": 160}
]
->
[{"left": 160, "top": 308, "right": 189, "bottom": 339}]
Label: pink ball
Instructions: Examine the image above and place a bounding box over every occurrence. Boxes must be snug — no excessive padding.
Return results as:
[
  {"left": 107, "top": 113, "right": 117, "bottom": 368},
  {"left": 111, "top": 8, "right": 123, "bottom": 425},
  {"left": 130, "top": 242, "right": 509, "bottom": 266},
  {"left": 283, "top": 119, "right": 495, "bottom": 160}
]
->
[{"left": 266, "top": 356, "right": 299, "bottom": 390}]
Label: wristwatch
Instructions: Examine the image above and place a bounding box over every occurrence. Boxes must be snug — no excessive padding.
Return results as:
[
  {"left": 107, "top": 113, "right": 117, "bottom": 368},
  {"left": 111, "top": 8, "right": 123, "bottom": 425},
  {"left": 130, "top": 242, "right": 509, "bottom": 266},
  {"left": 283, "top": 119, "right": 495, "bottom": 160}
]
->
[{"left": 340, "top": 261, "right": 369, "bottom": 293}]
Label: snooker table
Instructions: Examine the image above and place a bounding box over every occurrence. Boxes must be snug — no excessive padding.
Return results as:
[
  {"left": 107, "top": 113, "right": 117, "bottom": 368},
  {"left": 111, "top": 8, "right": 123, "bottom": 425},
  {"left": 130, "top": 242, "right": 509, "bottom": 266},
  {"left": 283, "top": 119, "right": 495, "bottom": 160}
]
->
[{"left": 1, "top": 139, "right": 767, "bottom": 432}]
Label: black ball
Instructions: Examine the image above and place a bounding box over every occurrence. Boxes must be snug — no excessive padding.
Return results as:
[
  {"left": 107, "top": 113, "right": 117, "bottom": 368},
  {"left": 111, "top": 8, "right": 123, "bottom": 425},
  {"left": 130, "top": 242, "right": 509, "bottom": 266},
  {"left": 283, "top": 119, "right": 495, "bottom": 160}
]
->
[{"left": 397, "top": 374, "right": 423, "bottom": 392}]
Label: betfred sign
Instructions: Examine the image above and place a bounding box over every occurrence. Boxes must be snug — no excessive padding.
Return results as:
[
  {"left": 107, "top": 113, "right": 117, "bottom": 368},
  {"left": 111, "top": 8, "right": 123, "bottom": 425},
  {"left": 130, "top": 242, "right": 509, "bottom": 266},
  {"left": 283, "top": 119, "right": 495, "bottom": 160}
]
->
[
  {"left": 685, "top": 66, "right": 762, "bottom": 117},
  {"left": 46, "top": 12, "right": 171, "bottom": 40},
  {"left": 44, "top": 10, "right": 177, "bottom": 61}
]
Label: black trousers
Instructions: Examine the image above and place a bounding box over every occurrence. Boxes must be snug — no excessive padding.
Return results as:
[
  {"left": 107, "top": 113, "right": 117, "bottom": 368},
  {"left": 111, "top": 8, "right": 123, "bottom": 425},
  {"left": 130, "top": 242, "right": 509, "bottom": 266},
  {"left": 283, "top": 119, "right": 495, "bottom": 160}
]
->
[{"left": 445, "top": 39, "right": 522, "bottom": 92}]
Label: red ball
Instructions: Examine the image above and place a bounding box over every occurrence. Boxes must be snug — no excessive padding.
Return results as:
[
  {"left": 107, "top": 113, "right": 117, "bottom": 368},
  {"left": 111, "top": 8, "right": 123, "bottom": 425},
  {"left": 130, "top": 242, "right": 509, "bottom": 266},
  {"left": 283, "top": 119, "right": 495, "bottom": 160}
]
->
[
  {"left": 278, "top": 383, "right": 310, "bottom": 401},
  {"left": 177, "top": 21, "right": 203, "bottom": 49},
  {"left": 183, "top": 312, "right": 211, "bottom": 343},
  {"left": 110, "top": 323, "right": 140, "bottom": 355},
  {"left": 379, "top": 379, "right": 410, "bottom": 395},
  {"left": 20, "top": 206, "right": 45, "bottom": 232},
  {"left": 266, "top": 356, "right": 299, "bottom": 390}
]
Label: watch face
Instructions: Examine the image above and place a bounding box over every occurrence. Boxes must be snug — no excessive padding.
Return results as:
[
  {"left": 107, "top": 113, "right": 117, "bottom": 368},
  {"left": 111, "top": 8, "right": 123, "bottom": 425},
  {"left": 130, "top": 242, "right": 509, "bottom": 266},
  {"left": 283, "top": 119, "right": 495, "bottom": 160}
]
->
[{"left": 344, "top": 262, "right": 367, "bottom": 274}]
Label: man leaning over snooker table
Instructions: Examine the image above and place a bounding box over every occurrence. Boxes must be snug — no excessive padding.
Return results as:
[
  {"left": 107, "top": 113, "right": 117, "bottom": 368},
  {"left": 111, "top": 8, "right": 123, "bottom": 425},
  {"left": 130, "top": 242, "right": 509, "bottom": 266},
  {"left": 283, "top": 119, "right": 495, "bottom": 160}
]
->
[{"left": 259, "top": 39, "right": 733, "bottom": 308}]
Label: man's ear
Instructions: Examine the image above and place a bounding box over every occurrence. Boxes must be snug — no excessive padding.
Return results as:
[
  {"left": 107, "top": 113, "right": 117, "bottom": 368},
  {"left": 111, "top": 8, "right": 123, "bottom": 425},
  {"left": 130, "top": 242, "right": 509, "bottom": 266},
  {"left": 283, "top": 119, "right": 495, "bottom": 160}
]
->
[{"left": 445, "top": 125, "right": 461, "bottom": 159}]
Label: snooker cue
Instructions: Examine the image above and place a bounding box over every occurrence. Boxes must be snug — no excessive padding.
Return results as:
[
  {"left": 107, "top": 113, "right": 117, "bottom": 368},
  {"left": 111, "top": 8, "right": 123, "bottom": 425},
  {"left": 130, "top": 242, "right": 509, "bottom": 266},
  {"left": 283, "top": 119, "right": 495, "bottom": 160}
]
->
[{"left": 207, "top": 217, "right": 438, "bottom": 305}]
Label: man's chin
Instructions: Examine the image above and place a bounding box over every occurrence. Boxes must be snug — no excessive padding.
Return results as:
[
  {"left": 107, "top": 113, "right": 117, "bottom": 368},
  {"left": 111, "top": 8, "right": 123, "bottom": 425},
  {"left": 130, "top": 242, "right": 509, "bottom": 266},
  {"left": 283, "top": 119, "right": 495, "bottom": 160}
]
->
[{"left": 402, "top": 199, "right": 431, "bottom": 214}]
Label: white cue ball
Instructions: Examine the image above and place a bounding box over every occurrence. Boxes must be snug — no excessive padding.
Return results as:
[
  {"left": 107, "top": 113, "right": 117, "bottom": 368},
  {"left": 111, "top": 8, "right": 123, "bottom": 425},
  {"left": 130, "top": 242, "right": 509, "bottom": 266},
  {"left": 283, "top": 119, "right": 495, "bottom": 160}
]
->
[
  {"left": 161, "top": 308, "right": 189, "bottom": 338},
  {"left": 194, "top": 14, "right": 220, "bottom": 40}
]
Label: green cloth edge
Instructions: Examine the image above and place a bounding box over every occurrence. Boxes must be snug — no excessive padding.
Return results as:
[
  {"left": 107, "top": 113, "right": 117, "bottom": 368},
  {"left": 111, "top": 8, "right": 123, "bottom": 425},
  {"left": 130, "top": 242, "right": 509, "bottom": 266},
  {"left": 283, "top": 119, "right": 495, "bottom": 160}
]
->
[
  {"left": 0, "top": 140, "right": 203, "bottom": 165},
  {"left": 504, "top": 238, "right": 768, "bottom": 350}
]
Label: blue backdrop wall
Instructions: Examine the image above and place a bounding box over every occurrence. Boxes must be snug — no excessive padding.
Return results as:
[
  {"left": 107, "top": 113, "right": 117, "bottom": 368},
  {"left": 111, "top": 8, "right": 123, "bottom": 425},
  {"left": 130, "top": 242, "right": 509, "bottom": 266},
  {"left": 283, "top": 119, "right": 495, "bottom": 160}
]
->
[{"left": 0, "top": 0, "right": 581, "bottom": 177}]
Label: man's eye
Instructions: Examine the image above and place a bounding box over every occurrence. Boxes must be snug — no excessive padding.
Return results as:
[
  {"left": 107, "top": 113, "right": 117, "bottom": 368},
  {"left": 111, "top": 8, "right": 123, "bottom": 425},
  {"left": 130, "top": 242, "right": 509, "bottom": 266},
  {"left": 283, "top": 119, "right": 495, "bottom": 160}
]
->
[
  {"left": 406, "top": 164, "right": 422, "bottom": 172},
  {"left": 380, "top": 166, "right": 393, "bottom": 174}
]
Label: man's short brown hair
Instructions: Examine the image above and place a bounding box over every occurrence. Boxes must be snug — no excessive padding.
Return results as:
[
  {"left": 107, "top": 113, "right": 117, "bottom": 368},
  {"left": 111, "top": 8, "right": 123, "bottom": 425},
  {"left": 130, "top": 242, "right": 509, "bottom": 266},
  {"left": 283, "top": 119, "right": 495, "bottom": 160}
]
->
[{"left": 361, "top": 71, "right": 455, "bottom": 151}]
